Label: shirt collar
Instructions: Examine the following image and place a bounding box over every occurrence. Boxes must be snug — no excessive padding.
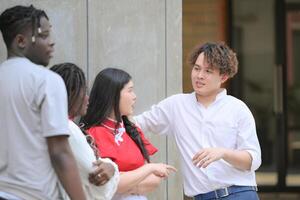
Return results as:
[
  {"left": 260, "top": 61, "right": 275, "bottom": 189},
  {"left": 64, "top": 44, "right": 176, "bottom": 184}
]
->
[
  {"left": 102, "top": 118, "right": 124, "bottom": 130},
  {"left": 216, "top": 89, "right": 227, "bottom": 101},
  {"left": 192, "top": 88, "right": 227, "bottom": 105}
]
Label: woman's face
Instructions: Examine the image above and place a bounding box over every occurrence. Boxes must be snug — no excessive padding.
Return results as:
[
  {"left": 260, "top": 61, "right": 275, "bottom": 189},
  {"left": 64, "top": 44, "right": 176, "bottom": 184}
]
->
[
  {"left": 79, "top": 92, "right": 89, "bottom": 116},
  {"left": 69, "top": 88, "right": 89, "bottom": 118},
  {"left": 119, "top": 80, "right": 136, "bottom": 116}
]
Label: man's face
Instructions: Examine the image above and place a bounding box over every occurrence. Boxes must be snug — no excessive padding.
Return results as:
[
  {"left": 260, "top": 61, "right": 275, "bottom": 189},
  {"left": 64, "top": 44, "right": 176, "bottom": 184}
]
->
[
  {"left": 24, "top": 16, "right": 54, "bottom": 66},
  {"left": 191, "top": 52, "right": 228, "bottom": 99}
]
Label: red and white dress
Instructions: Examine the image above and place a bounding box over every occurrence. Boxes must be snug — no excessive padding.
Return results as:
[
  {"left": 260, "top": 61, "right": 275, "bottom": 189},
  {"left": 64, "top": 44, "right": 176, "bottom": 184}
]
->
[{"left": 87, "top": 118, "right": 157, "bottom": 200}]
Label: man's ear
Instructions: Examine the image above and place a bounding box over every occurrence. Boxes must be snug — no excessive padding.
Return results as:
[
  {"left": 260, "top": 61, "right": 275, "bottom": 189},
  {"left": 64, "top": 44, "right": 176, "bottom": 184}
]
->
[
  {"left": 15, "top": 34, "right": 28, "bottom": 49},
  {"left": 221, "top": 74, "right": 229, "bottom": 83}
]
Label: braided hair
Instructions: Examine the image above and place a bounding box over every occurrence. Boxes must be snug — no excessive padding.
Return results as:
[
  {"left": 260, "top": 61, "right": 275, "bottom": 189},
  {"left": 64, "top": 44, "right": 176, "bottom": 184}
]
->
[
  {"left": 50, "top": 63, "right": 87, "bottom": 118},
  {"left": 50, "top": 63, "right": 101, "bottom": 159},
  {"left": 122, "top": 116, "right": 150, "bottom": 162},
  {"left": 0, "top": 5, "right": 48, "bottom": 48},
  {"left": 81, "top": 68, "right": 150, "bottom": 162}
]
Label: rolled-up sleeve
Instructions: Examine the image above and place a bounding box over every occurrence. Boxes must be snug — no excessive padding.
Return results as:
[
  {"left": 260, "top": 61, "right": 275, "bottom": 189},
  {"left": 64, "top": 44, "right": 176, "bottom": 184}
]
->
[{"left": 236, "top": 104, "right": 262, "bottom": 171}]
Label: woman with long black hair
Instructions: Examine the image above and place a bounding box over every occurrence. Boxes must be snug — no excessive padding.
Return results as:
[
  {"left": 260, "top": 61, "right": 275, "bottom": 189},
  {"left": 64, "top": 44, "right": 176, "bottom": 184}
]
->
[{"left": 81, "top": 68, "right": 176, "bottom": 200}]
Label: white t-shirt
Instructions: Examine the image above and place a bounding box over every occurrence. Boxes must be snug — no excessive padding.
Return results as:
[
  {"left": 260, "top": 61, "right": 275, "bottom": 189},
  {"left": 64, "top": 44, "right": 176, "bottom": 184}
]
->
[
  {"left": 135, "top": 90, "right": 261, "bottom": 197},
  {"left": 59, "top": 120, "right": 119, "bottom": 200},
  {"left": 0, "top": 57, "right": 69, "bottom": 200}
]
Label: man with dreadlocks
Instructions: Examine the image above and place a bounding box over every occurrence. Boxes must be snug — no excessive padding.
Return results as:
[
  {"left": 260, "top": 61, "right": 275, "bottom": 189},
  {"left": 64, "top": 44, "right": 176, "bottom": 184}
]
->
[
  {"left": 135, "top": 42, "right": 261, "bottom": 200},
  {"left": 0, "top": 5, "right": 86, "bottom": 200}
]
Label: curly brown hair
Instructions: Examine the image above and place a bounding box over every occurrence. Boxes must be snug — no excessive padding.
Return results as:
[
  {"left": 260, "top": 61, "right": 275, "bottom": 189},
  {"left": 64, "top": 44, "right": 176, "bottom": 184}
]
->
[{"left": 188, "top": 42, "right": 238, "bottom": 78}]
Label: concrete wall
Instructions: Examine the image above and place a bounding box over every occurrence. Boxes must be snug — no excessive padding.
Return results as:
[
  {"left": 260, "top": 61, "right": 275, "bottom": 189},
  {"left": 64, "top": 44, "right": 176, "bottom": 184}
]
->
[{"left": 0, "top": 0, "right": 183, "bottom": 199}]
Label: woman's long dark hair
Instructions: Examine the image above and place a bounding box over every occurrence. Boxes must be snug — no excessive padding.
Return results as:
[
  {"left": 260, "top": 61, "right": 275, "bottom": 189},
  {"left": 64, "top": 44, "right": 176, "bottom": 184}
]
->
[
  {"left": 122, "top": 116, "right": 150, "bottom": 162},
  {"left": 81, "top": 68, "right": 150, "bottom": 162}
]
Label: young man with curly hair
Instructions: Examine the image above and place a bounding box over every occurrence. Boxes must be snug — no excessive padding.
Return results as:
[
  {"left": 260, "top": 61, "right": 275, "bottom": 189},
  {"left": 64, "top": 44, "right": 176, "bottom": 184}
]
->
[{"left": 135, "top": 42, "right": 261, "bottom": 200}]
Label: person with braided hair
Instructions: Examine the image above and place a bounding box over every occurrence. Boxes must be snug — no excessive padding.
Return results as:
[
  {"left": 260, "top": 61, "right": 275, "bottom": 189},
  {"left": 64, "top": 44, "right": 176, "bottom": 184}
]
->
[
  {"left": 80, "top": 68, "right": 176, "bottom": 200},
  {"left": 50, "top": 63, "right": 120, "bottom": 200},
  {"left": 0, "top": 5, "right": 86, "bottom": 200},
  {"left": 135, "top": 42, "right": 261, "bottom": 200}
]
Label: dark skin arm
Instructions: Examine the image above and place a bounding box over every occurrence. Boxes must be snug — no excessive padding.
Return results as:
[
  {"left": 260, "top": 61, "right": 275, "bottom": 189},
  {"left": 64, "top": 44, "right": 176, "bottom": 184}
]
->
[
  {"left": 88, "top": 160, "right": 115, "bottom": 186},
  {"left": 47, "top": 136, "right": 86, "bottom": 200}
]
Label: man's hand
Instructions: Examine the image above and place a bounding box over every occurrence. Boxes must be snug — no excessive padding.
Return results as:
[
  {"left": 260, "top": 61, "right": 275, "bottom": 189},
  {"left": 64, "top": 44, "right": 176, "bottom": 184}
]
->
[
  {"left": 192, "top": 148, "right": 253, "bottom": 170},
  {"left": 88, "top": 160, "right": 115, "bottom": 186},
  {"left": 192, "top": 148, "right": 226, "bottom": 168}
]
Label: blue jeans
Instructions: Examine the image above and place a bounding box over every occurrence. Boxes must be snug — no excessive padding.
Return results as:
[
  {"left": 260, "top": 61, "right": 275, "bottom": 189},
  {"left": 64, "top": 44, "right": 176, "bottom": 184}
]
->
[{"left": 194, "top": 186, "right": 259, "bottom": 200}]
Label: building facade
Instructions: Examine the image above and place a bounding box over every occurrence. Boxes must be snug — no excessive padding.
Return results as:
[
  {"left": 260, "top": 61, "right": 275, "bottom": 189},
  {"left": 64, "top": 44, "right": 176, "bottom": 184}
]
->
[{"left": 1, "top": 0, "right": 300, "bottom": 199}]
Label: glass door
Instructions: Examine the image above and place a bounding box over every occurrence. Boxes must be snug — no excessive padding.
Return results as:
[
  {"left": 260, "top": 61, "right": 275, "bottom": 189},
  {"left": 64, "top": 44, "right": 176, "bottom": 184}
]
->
[
  {"left": 231, "top": 0, "right": 300, "bottom": 192},
  {"left": 231, "top": 0, "right": 278, "bottom": 187},
  {"left": 286, "top": 2, "right": 300, "bottom": 188}
]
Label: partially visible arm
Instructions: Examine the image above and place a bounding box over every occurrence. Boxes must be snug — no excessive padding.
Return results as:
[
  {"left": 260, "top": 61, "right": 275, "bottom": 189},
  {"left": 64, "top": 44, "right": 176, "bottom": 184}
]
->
[
  {"left": 117, "top": 163, "right": 176, "bottom": 194},
  {"left": 226, "top": 104, "right": 261, "bottom": 171},
  {"left": 88, "top": 158, "right": 120, "bottom": 200},
  {"left": 192, "top": 148, "right": 252, "bottom": 171},
  {"left": 47, "top": 136, "right": 86, "bottom": 200},
  {"left": 126, "top": 174, "right": 163, "bottom": 195},
  {"left": 117, "top": 164, "right": 156, "bottom": 194},
  {"left": 134, "top": 97, "right": 174, "bottom": 136},
  {"left": 89, "top": 160, "right": 115, "bottom": 186},
  {"left": 193, "top": 103, "right": 261, "bottom": 171},
  {"left": 223, "top": 149, "right": 252, "bottom": 170}
]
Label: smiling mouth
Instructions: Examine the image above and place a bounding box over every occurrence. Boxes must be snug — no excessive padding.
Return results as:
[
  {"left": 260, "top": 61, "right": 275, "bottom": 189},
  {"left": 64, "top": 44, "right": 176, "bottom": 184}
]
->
[{"left": 195, "top": 81, "right": 205, "bottom": 87}]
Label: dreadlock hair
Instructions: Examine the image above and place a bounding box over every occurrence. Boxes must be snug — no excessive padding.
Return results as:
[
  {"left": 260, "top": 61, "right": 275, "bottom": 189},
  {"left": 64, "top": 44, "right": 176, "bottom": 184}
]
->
[
  {"left": 0, "top": 5, "right": 48, "bottom": 48},
  {"left": 81, "top": 68, "right": 150, "bottom": 162},
  {"left": 50, "top": 63, "right": 101, "bottom": 159},
  {"left": 50, "top": 63, "right": 87, "bottom": 118},
  {"left": 188, "top": 42, "right": 238, "bottom": 78}
]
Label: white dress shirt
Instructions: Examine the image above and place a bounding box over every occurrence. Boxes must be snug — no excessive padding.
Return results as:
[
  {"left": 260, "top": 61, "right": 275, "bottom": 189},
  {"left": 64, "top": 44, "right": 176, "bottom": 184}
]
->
[{"left": 135, "top": 89, "right": 261, "bottom": 197}]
